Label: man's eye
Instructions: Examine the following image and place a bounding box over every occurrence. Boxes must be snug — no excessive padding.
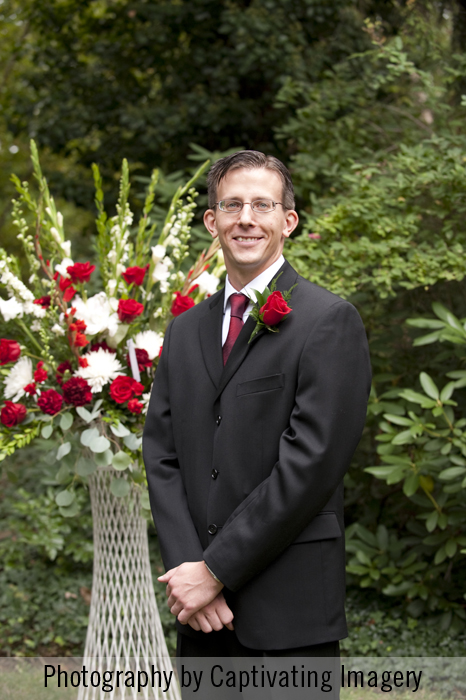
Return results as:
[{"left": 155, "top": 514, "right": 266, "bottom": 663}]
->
[{"left": 255, "top": 200, "right": 271, "bottom": 210}]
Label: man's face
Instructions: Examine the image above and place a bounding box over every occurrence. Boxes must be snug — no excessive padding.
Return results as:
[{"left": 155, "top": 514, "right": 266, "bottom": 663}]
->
[{"left": 204, "top": 168, "right": 299, "bottom": 290}]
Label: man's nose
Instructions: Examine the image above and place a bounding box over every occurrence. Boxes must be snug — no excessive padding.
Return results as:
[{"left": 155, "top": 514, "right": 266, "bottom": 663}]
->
[{"left": 238, "top": 203, "right": 254, "bottom": 225}]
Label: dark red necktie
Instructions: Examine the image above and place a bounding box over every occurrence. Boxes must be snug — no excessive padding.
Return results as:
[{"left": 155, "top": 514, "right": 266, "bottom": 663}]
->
[{"left": 223, "top": 293, "right": 249, "bottom": 365}]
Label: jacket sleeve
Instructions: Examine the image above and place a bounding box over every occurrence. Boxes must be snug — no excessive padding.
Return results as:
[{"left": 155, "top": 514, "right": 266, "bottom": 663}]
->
[
  {"left": 142, "top": 319, "right": 204, "bottom": 570},
  {"left": 203, "top": 300, "right": 371, "bottom": 591}
]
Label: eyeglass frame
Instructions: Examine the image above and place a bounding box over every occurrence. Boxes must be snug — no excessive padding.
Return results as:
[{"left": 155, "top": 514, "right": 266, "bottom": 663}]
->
[{"left": 214, "top": 199, "right": 285, "bottom": 213}]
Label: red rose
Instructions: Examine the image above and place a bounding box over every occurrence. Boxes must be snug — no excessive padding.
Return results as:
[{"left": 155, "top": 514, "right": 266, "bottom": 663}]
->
[
  {"left": 0, "top": 339, "right": 21, "bottom": 365},
  {"left": 62, "top": 377, "right": 92, "bottom": 406},
  {"left": 260, "top": 291, "right": 292, "bottom": 327},
  {"left": 1, "top": 401, "right": 27, "bottom": 427},
  {"left": 171, "top": 292, "right": 195, "bottom": 317},
  {"left": 109, "top": 375, "right": 144, "bottom": 404},
  {"left": 78, "top": 357, "right": 89, "bottom": 368},
  {"left": 24, "top": 383, "right": 37, "bottom": 395},
  {"left": 127, "top": 398, "right": 144, "bottom": 414},
  {"left": 37, "top": 389, "right": 63, "bottom": 416},
  {"left": 34, "top": 361, "right": 48, "bottom": 384},
  {"left": 66, "top": 261, "right": 96, "bottom": 283},
  {"left": 56, "top": 361, "right": 73, "bottom": 385},
  {"left": 122, "top": 265, "right": 148, "bottom": 286},
  {"left": 117, "top": 299, "right": 144, "bottom": 323},
  {"left": 33, "top": 295, "right": 51, "bottom": 308},
  {"left": 126, "top": 348, "right": 152, "bottom": 372}
]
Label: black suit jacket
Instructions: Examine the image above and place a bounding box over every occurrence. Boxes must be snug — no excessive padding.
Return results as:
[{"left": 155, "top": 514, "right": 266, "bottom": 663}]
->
[{"left": 143, "top": 259, "right": 371, "bottom": 650}]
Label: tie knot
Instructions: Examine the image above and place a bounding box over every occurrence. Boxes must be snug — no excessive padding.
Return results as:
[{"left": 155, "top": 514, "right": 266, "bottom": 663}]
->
[{"left": 229, "top": 293, "right": 249, "bottom": 319}]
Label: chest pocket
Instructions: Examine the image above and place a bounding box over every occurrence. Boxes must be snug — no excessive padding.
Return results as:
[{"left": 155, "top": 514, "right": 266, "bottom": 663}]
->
[{"left": 237, "top": 373, "right": 284, "bottom": 396}]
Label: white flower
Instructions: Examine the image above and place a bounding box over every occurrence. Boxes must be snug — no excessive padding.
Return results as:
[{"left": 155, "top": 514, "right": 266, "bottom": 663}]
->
[
  {"left": 141, "top": 391, "right": 151, "bottom": 415},
  {"left": 50, "top": 227, "right": 62, "bottom": 245},
  {"left": 51, "top": 323, "right": 65, "bottom": 336},
  {"left": 194, "top": 271, "right": 220, "bottom": 296},
  {"left": 61, "top": 240, "right": 71, "bottom": 257},
  {"left": 57, "top": 212, "right": 64, "bottom": 228},
  {"left": 107, "top": 279, "right": 117, "bottom": 296},
  {"left": 55, "top": 257, "right": 74, "bottom": 279},
  {"left": 4, "top": 357, "right": 33, "bottom": 401},
  {"left": 133, "top": 330, "right": 163, "bottom": 360},
  {"left": 163, "top": 256, "right": 174, "bottom": 270},
  {"left": 152, "top": 261, "right": 170, "bottom": 283},
  {"left": 75, "top": 348, "right": 123, "bottom": 392},
  {"left": 31, "top": 320, "right": 42, "bottom": 332},
  {"left": 73, "top": 292, "right": 119, "bottom": 337},
  {"left": 22, "top": 301, "right": 46, "bottom": 318},
  {"left": 151, "top": 244, "right": 166, "bottom": 264},
  {"left": 0, "top": 297, "right": 23, "bottom": 321}
]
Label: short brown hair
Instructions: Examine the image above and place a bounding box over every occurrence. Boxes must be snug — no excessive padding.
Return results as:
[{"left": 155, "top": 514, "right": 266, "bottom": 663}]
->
[{"left": 206, "top": 150, "right": 295, "bottom": 211}]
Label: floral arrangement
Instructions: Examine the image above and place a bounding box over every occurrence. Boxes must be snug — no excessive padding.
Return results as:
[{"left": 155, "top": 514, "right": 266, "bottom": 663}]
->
[{"left": 0, "top": 141, "right": 224, "bottom": 515}]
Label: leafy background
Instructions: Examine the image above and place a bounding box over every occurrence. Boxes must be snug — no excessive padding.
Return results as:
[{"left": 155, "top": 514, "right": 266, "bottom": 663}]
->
[{"left": 1, "top": 0, "right": 466, "bottom": 659}]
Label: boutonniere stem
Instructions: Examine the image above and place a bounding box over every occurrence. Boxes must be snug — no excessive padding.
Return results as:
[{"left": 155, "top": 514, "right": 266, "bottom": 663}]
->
[{"left": 248, "top": 272, "right": 297, "bottom": 343}]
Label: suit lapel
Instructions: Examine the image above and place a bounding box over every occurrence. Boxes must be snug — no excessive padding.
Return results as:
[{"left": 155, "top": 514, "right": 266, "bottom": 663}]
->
[
  {"left": 213, "top": 259, "right": 298, "bottom": 402},
  {"left": 199, "top": 289, "right": 225, "bottom": 389}
]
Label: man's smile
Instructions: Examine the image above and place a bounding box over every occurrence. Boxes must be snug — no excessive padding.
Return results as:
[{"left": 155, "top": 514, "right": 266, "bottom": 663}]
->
[{"left": 233, "top": 236, "right": 264, "bottom": 244}]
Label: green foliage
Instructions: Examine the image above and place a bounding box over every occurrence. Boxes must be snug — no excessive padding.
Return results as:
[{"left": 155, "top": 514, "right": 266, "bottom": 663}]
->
[
  {"left": 281, "top": 5, "right": 466, "bottom": 298},
  {"left": 347, "top": 303, "right": 466, "bottom": 633},
  {"left": 343, "top": 588, "right": 466, "bottom": 658}
]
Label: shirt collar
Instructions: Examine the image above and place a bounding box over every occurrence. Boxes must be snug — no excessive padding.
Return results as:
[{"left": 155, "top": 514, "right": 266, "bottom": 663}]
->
[{"left": 223, "top": 254, "right": 285, "bottom": 311}]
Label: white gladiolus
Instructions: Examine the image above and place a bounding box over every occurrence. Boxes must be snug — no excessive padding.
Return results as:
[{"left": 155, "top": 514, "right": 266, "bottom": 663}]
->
[
  {"left": 152, "top": 261, "right": 170, "bottom": 283},
  {"left": 75, "top": 348, "right": 123, "bottom": 392},
  {"left": 50, "top": 227, "right": 62, "bottom": 244},
  {"left": 162, "top": 256, "right": 174, "bottom": 270},
  {"left": 73, "top": 292, "right": 119, "bottom": 337},
  {"left": 194, "top": 270, "right": 220, "bottom": 296},
  {"left": 51, "top": 323, "right": 65, "bottom": 336},
  {"left": 23, "top": 301, "right": 46, "bottom": 318},
  {"left": 57, "top": 212, "right": 63, "bottom": 228},
  {"left": 133, "top": 330, "right": 163, "bottom": 360},
  {"left": 61, "top": 240, "right": 71, "bottom": 257},
  {"left": 141, "top": 391, "right": 152, "bottom": 415},
  {"left": 4, "top": 356, "right": 33, "bottom": 401},
  {"left": 55, "top": 257, "right": 74, "bottom": 279},
  {"left": 151, "top": 244, "right": 166, "bottom": 264},
  {"left": 0, "top": 297, "right": 24, "bottom": 321}
]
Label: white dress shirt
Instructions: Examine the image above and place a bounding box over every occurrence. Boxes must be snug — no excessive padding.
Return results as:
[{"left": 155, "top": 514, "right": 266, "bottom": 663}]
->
[{"left": 222, "top": 255, "right": 285, "bottom": 346}]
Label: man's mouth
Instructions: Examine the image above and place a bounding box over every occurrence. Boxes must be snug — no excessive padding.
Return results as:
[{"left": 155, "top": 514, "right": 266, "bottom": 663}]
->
[{"left": 234, "top": 236, "right": 263, "bottom": 242}]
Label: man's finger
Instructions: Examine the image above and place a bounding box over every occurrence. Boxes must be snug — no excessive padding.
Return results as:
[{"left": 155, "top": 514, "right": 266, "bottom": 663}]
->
[
  {"left": 193, "top": 612, "right": 213, "bottom": 634},
  {"left": 188, "top": 617, "right": 201, "bottom": 632},
  {"left": 158, "top": 566, "right": 178, "bottom": 583}
]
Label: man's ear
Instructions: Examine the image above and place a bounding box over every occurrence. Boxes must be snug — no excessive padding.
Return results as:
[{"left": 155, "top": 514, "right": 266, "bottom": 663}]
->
[
  {"left": 203, "top": 209, "right": 218, "bottom": 239},
  {"left": 282, "top": 209, "right": 299, "bottom": 239}
]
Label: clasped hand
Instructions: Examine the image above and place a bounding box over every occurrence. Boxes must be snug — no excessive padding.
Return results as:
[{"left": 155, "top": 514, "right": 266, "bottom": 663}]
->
[{"left": 158, "top": 561, "right": 234, "bottom": 633}]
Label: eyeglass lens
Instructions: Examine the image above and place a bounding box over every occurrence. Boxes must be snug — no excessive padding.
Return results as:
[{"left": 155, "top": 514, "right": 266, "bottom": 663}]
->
[{"left": 219, "top": 200, "right": 275, "bottom": 212}]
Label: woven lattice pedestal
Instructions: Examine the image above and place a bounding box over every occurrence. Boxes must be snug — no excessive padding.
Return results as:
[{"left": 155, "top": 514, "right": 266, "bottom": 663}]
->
[{"left": 77, "top": 468, "right": 180, "bottom": 700}]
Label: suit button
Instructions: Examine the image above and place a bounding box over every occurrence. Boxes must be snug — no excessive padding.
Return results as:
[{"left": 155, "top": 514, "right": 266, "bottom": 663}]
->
[
  {"left": 208, "top": 524, "right": 218, "bottom": 535},
  {"left": 215, "top": 415, "right": 222, "bottom": 426},
  {"left": 211, "top": 469, "right": 219, "bottom": 480}
]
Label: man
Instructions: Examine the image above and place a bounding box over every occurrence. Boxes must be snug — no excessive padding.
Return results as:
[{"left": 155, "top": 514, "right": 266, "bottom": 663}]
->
[{"left": 143, "top": 151, "right": 371, "bottom": 664}]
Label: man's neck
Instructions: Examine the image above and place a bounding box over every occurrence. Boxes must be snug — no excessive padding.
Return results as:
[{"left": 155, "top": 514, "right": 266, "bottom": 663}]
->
[{"left": 226, "top": 256, "right": 286, "bottom": 292}]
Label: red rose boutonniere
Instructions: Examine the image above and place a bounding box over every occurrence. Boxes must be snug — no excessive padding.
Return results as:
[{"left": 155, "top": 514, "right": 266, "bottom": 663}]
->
[{"left": 248, "top": 272, "right": 297, "bottom": 343}]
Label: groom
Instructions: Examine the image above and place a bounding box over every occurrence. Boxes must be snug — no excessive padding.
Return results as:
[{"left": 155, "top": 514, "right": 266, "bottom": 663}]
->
[{"left": 143, "top": 151, "right": 371, "bottom": 659}]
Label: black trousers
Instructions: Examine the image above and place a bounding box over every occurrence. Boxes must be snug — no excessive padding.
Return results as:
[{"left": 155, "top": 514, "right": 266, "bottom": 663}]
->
[{"left": 177, "top": 630, "right": 340, "bottom": 699}]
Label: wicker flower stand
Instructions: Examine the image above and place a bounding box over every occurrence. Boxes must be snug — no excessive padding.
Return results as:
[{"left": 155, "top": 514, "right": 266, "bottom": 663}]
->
[{"left": 77, "top": 468, "right": 180, "bottom": 700}]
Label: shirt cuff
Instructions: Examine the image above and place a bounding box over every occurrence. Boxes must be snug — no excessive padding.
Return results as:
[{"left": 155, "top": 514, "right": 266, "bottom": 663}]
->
[{"left": 204, "top": 560, "right": 222, "bottom": 584}]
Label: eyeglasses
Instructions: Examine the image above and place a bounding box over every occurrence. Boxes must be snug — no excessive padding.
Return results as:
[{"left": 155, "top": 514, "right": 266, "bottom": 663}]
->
[{"left": 215, "top": 199, "right": 284, "bottom": 213}]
